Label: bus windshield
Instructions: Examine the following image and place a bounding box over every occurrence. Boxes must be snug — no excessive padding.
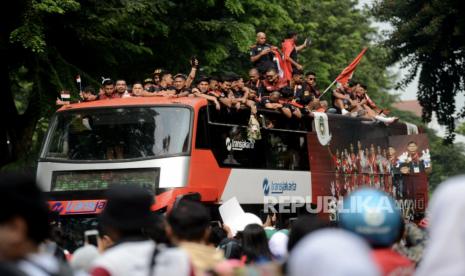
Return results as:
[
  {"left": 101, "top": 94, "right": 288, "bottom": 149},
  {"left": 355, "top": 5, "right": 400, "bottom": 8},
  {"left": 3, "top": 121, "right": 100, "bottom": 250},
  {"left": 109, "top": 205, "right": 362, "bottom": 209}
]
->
[{"left": 43, "top": 106, "right": 192, "bottom": 161}]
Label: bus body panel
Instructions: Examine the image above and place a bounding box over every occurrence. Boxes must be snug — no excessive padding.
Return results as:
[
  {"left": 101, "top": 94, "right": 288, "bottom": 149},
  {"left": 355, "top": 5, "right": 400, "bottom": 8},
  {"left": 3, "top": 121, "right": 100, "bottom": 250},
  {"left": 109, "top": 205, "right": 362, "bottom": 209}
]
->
[{"left": 220, "top": 169, "right": 311, "bottom": 204}]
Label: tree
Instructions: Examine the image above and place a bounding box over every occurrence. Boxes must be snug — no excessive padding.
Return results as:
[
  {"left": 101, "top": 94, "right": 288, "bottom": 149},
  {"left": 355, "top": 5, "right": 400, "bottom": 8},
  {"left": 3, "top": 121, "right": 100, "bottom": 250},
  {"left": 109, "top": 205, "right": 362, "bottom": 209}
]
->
[
  {"left": 456, "top": 121, "right": 465, "bottom": 136},
  {"left": 372, "top": 0, "right": 465, "bottom": 143}
]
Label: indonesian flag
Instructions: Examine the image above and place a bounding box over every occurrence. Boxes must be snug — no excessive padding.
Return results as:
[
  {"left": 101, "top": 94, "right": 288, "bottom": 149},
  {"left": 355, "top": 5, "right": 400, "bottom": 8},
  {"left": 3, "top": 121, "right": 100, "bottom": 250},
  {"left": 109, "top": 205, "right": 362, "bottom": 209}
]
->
[
  {"left": 76, "top": 75, "right": 81, "bottom": 83},
  {"left": 272, "top": 50, "right": 287, "bottom": 79},
  {"left": 335, "top": 48, "right": 368, "bottom": 86}
]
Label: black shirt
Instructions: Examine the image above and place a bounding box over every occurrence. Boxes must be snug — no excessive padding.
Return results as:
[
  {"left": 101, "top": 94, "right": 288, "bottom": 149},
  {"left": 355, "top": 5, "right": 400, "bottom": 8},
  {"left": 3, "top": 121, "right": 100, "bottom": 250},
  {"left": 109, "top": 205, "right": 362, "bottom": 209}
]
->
[
  {"left": 250, "top": 43, "right": 277, "bottom": 74},
  {"left": 295, "top": 89, "right": 314, "bottom": 106},
  {"left": 260, "top": 96, "right": 279, "bottom": 108}
]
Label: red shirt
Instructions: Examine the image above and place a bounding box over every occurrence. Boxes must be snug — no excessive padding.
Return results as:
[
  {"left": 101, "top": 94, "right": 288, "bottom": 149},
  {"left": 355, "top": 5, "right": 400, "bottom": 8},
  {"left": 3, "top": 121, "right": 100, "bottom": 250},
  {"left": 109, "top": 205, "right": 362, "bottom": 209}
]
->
[
  {"left": 281, "top": 38, "right": 296, "bottom": 81},
  {"left": 261, "top": 78, "right": 288, "bottom": 94},
  {"left": 372, "top": 248, "right": 415, "bottom": 276}
]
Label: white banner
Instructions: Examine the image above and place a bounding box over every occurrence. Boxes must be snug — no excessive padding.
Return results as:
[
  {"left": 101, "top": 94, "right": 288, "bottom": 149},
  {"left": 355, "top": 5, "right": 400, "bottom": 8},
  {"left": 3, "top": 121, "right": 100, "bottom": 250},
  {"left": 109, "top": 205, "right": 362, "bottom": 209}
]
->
[{"left": 313, "top": 112, "right": 332, "bottom": 146}]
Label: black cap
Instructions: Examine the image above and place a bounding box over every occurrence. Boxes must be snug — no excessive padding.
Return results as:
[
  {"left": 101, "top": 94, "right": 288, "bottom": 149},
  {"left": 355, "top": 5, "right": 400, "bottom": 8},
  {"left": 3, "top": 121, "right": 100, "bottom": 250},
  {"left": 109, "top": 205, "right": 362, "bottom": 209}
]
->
[
  {"left": 173, "top": 73, "right": 187, "bottom": 80},
  {"left": 143, "top": 78, "right": 154, "bottom": 84},
  {"left": 99, "top": 185, "right": 155, "bottom": 231}
]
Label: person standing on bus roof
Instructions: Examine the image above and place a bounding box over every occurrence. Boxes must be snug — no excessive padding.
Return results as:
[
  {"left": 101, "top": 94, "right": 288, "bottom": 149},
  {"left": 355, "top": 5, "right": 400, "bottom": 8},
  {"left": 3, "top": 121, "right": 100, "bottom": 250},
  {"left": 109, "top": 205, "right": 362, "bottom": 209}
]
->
[
  {"left": 281, "top": 31, "right": 309, "bottom": 80},
  {"left": 250, "top": 32, "right": 278, "bottom": 75}
]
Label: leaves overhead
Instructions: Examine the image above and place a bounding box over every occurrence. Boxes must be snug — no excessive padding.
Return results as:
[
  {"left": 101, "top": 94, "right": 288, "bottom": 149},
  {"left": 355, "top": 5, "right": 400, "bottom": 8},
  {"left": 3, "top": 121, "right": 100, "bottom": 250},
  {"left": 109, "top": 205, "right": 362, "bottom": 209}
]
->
[{"left": 372, "top": 0, "right": 465, "bottom": 142}]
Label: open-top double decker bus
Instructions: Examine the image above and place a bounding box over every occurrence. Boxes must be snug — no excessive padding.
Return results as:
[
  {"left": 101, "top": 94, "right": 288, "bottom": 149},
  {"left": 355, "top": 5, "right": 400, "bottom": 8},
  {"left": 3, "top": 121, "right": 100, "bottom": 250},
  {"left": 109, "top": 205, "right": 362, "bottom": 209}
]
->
[{"left": 38, "top": 96, "right": 430, "bottom": 223}]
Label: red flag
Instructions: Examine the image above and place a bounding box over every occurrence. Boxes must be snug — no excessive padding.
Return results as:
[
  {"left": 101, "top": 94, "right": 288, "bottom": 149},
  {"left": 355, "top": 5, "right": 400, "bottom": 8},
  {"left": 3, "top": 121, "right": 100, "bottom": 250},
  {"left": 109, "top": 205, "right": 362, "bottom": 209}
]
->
[
  {"left": 335, "top": 48, "right": 368, "bottom": 85},
  {"left": 281, "top": 39, "right": 295, "bottom": 81}
]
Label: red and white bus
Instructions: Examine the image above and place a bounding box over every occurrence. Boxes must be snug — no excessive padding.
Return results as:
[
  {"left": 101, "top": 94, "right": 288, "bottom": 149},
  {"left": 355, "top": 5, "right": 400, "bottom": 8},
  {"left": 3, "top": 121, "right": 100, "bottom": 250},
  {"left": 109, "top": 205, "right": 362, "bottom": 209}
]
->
[{"left": 37, "top": 96, "right": 429, "bottom": 221}]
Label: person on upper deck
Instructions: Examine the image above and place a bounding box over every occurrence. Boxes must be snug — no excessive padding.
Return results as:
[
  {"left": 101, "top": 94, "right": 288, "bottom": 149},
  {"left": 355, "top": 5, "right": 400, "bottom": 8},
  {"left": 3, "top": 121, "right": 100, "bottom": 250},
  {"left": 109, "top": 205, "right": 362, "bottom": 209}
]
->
[
  {"left": 158, "top": 72, "right": 176, "bottom": 94},
  {"left": 250, "top": 32, "right": 278, "bottom": 75},
  {"left": 304, "top": 71, "right": 320, "bottom": 98},
  {"left": 282, "top": 31, "right": 309, "bottom": 80},
  {"left": 99, "top": 78, "right": 118, "bottom": 100},
  {"left": 191, "top": 76, "right": 221, "bottom": 110},
  {"left": 152, "top": 68, "right": 162, "bottom": 89},
  {"left": 80, "top": 85, "right": 98, "bottom": 102},
  {"left": 171, "top": 74, "right": 191, "bottom": 98},
  {"left": 261, "top": 90, "right": 293, "bottom": 119},
  {"left": 115, "top": 79, "right": 131, "bottom": 98},
  {"left": 210, "top": 75, "right": 234, "bottom": 108},
  {"left": 143, "top": 78, "right": 156, "bottom": 92},
  {"left": 259, "top": 68, "right": 288, "bottom": 97},
  {"left": 245, "top": 68, "right": 262, "bottom": 96},
  {"left": 230, "top": 74, "right": 257, "bottom": 114},
  {"left": 331, "top": 81, "right": 356, "bottom": 115}
]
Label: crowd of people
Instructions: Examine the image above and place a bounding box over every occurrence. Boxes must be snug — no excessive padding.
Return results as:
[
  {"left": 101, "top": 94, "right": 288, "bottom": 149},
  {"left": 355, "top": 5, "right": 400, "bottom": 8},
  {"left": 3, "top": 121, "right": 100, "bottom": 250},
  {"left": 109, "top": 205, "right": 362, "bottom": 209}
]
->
[
  {"left": 2, "top": 172, "right": 464, "bottom": 276},
  {"left": 56, "top": 31, "right": 398, "bottom": 125}
]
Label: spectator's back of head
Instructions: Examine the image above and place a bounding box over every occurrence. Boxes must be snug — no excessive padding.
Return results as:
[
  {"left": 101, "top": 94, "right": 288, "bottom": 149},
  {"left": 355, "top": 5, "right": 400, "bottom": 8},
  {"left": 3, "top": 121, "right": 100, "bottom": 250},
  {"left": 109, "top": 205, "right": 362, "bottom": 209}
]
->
[
  {"left": 287, "top": 214, "right": 329, "bottom": 251},
  {"left": 242, "top": 224, "right": 272, "bottom": 263},
  {"left": 0, "top": 173, "right": 50, "bottom": 260},
  {"left": 218, "top": 238, "right": 242, "bottom": 260},
  {"left": 70, "top": 244, "right": 100, "bottom": 273},
  {"left": 99, "top": 184, "right": 155, "bottom": 238},
  {"left": 167, "top": 200, "right": 210, "bottom": 242},
  {"left": 288, "top": 229, "right": 380, "bottom": 276}
]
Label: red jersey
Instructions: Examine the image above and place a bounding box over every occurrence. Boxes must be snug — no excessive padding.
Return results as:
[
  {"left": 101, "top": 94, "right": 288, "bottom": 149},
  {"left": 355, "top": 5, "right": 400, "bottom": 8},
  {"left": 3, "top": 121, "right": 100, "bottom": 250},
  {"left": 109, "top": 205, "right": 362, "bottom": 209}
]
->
[{"left": 261, "top": 78, "right": 288, "bottom": 94}]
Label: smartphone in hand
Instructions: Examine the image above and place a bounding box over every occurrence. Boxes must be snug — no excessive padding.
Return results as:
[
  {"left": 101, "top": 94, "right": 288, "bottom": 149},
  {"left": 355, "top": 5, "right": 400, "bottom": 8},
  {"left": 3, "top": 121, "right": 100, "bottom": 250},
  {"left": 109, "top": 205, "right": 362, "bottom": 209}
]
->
[{"left": 84, "top": 229, "right": 99, "bottom": 247}]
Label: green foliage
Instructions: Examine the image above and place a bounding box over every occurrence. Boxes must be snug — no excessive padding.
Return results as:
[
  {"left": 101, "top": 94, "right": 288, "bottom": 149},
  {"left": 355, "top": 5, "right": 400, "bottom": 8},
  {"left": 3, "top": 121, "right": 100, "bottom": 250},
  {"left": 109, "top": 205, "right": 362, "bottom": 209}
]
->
[
  {"left": 372, "top": 0, "right": 465, "bottom": 142},
  {"left": 456, "top": 121, "right": 465, "bottom": 136},
  {"left": 10, "top": 24, "right": 46, "bottom": 53},
  {"left": 33, "top": 0, "right": 80, "bottom": 14},
  {"left": 428, "top": 134, "right": 465, "bottom": 190}
]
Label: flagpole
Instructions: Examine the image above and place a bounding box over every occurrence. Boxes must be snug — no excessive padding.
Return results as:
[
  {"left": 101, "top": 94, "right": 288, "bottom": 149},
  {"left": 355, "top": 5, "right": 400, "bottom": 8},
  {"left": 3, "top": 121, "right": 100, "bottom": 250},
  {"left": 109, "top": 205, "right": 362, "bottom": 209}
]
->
[{"left": 318, "top": 79, "right": 337, "bottom": 99}]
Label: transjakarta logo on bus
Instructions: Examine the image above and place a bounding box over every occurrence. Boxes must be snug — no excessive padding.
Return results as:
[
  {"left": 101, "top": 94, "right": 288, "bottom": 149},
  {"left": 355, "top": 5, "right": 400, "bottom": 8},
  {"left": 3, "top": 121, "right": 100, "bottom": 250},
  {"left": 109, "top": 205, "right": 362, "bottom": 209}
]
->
[
  {"left": 225, "top": 137, "right": 255, "bottom": 151},
  {"left": 262, "top": 178, "right": 297, "bottom": 196}
]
